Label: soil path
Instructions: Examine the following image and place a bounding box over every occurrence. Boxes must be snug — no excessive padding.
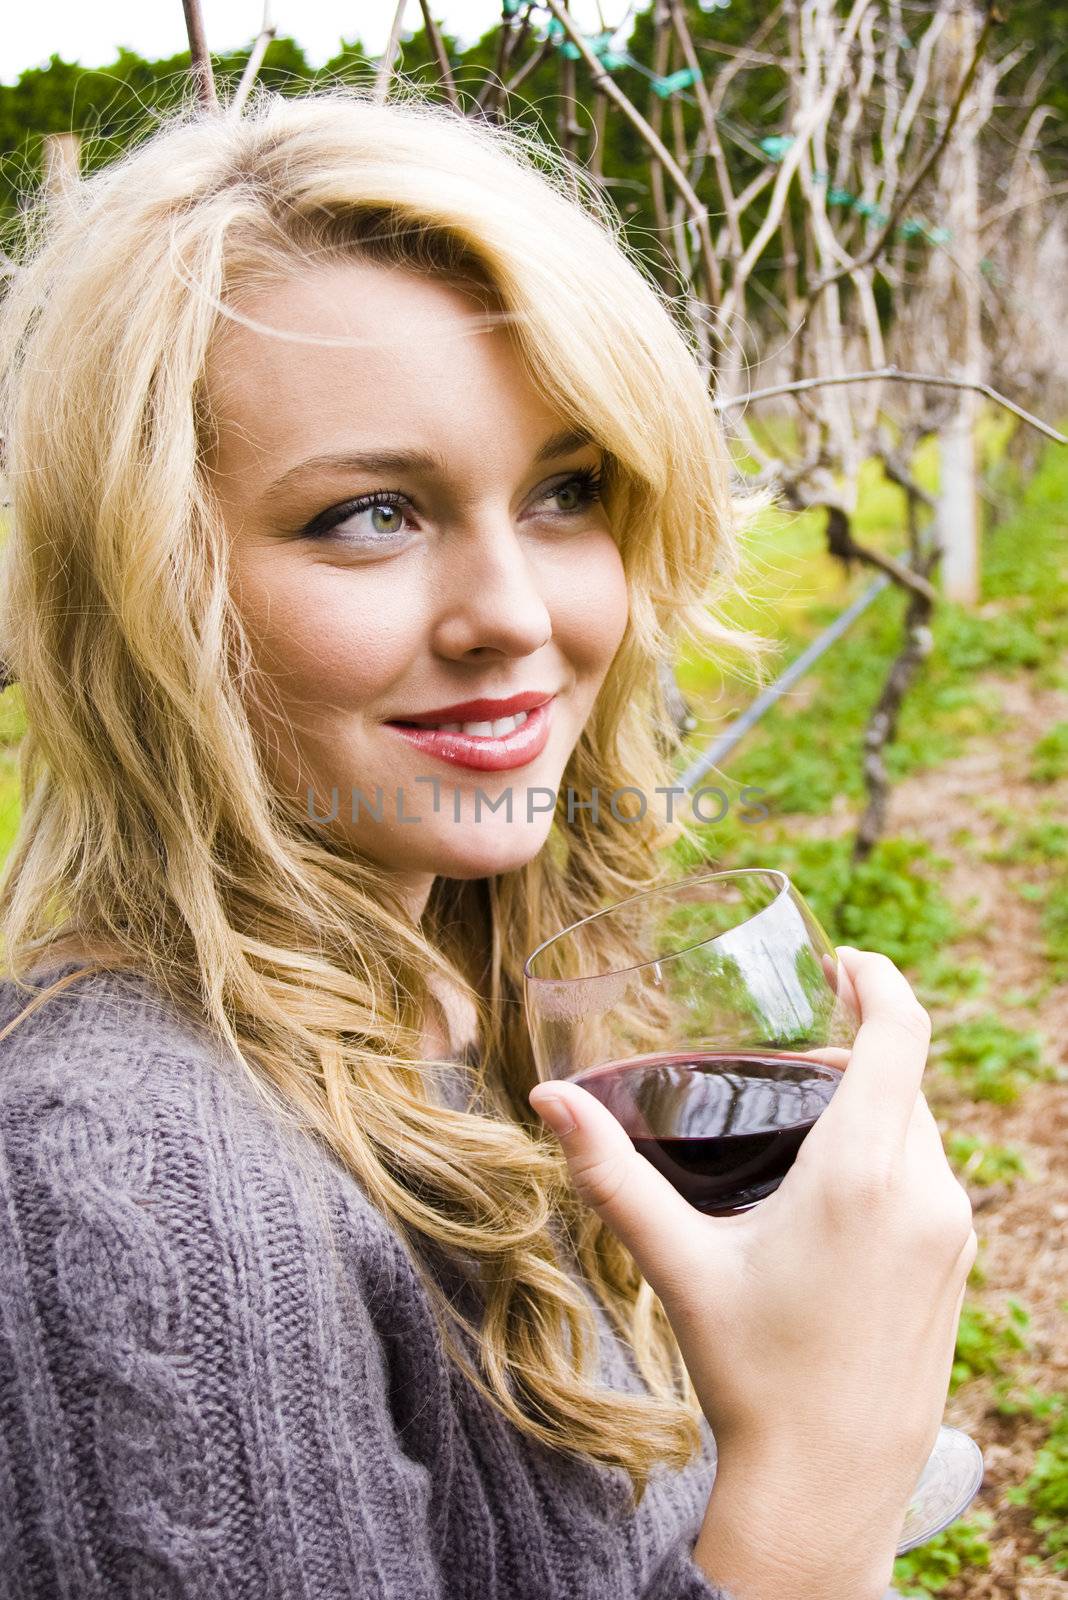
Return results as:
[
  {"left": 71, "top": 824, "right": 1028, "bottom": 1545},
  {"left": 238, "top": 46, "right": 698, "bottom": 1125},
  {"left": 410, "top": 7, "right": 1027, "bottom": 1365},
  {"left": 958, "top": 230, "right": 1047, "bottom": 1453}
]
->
[{"left": 876, "top": 671, "right": 1066, "bottom": 1597}]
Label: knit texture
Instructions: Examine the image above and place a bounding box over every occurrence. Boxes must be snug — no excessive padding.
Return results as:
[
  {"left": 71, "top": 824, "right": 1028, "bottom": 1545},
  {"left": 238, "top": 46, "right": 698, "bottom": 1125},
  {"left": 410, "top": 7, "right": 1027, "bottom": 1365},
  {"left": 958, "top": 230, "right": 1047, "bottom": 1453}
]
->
[{"left": 0, "top": 959, "right": 733, "bottom": 1600}]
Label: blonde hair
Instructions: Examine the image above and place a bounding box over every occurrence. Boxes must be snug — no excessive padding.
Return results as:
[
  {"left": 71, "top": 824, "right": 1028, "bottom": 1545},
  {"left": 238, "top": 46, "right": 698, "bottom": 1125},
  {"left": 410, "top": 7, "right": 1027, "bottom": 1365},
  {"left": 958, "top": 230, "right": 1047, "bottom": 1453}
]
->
[{"left": 0, "top": 80, "right": 770, "bottom": 1505}]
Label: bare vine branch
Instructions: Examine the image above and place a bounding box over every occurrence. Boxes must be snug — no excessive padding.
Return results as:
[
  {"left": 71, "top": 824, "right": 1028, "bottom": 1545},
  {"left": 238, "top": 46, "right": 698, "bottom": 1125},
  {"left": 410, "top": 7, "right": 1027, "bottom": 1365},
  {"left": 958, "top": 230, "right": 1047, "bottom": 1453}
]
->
[
  {"left": 417, "top": 0, "right": 461, "bottom": 111},
  {"left": 715, "top": 364, "right": 1068, "bottom": 444},
  {"left": 181, "top": 0, "right": 219, "bottom": 112},
  {"left": 803, "top": 4, "right": 998, "bottom": 306},
  {"left": 374, "top": 0, "right": 410, "bottom": 104},
  {"left": 539, "top": 0, "right": 722, "bottom": 320},
  {"left": 227, "top": 1, "right": 276, "bottom": 119}
]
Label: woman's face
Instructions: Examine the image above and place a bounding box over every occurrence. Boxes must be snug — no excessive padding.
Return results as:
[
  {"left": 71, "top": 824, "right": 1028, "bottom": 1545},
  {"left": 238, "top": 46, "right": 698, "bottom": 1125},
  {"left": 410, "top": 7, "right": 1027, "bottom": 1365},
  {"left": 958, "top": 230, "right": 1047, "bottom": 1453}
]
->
[{"left": 204, "top": 260, "right": 629, "bottom": 922}]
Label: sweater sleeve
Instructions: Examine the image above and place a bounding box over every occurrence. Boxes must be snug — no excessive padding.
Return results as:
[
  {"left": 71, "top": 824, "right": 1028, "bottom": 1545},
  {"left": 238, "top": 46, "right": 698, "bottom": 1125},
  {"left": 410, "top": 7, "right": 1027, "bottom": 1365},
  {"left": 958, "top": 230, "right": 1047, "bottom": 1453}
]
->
[{"left": 0, "top": 1052, "right": 454, "bottom": 1600}]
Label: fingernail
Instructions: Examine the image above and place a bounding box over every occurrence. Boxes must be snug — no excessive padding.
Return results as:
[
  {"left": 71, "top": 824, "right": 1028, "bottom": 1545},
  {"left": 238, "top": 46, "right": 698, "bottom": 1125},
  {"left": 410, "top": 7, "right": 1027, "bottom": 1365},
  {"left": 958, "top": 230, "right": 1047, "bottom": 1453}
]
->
[{"left": 531, "top": 1094, "right": 577, "bottom": 1137}]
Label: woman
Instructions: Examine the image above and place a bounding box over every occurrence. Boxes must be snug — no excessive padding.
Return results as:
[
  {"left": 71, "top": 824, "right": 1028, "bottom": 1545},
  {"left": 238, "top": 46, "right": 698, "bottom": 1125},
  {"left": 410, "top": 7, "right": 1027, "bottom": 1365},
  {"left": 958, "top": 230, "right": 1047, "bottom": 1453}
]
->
[{"left": 0, "top": 84, "right": 974, "bottom": 1599}]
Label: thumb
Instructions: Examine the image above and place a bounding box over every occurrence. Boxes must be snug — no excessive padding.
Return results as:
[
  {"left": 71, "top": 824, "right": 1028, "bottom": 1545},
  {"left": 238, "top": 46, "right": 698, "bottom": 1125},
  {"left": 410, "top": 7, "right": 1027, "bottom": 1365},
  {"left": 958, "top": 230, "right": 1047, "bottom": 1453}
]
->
[
  {"left": 823, "top": 947, "right": 862, "bottom": 1028},
  {"left": 527, "top": 1079, "right": 710, "bottom": 1293}
]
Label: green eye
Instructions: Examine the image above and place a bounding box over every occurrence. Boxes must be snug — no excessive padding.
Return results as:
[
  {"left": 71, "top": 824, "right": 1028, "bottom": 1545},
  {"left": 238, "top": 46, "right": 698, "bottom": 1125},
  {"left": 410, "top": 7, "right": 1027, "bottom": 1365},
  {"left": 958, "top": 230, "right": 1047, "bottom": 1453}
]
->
[
  {"left": 300, "top": 490, "right": 414, "bottom": 543},
  {"left": 548, "top": 467, "right": 604, "bottom": 513}
]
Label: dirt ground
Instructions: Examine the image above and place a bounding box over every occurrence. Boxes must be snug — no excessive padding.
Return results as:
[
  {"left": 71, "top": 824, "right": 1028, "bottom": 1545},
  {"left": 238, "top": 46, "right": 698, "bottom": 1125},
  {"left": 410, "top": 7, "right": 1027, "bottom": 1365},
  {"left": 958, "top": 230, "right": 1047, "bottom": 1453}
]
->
[{"left": 868, "top": 671, "right": 1068, "bottom": 1596}]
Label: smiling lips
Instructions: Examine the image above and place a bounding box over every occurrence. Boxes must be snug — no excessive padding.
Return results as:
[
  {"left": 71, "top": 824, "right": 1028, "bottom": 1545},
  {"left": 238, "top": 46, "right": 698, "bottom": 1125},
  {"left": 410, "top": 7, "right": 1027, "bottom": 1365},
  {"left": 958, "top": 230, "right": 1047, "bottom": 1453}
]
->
[{"left": 384, "top": 697, "right": 556, "bottom": 771}]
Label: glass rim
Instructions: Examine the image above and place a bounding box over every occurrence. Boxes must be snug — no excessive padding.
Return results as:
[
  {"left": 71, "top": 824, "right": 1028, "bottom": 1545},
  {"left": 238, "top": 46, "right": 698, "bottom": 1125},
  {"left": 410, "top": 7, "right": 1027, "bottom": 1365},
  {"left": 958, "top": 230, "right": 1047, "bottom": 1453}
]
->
[{"left": 522, "top": 866, "right": 793, "bottom": 985}]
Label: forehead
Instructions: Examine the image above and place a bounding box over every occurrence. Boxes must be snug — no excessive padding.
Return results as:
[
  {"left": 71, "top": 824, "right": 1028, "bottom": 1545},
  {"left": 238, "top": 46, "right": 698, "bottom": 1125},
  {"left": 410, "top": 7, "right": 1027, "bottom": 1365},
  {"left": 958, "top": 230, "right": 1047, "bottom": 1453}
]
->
[{"left": 202, "top": 260, "right": 557, "bottom": 470}]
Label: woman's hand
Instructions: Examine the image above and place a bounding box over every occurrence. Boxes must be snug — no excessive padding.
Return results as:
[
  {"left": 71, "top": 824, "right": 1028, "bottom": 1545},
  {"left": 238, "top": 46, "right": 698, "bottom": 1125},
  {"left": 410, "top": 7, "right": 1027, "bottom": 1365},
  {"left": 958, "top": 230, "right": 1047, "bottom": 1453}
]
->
[{"left": 528, "top": 946, "right": 976, "bottom": 1546}]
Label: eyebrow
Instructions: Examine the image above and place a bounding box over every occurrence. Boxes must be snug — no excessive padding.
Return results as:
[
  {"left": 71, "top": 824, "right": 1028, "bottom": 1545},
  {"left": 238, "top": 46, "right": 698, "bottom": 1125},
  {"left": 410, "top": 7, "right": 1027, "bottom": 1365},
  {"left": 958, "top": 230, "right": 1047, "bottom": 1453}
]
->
[{"left": 262, "top": 427, "right": 595, "bottom": 499}]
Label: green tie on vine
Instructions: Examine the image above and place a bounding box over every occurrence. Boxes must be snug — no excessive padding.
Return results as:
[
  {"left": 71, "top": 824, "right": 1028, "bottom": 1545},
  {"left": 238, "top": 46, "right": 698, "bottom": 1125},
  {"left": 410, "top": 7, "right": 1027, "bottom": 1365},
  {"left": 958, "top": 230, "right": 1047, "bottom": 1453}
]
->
[
  {"left": 544, "top": 18, "right": 629, "bottom": 68},
  {"left": 757, "top": 137, "right": 953, "bottom": 244},
  {"left": 650, "top": 66, "right": 702, "bottom": 96}
]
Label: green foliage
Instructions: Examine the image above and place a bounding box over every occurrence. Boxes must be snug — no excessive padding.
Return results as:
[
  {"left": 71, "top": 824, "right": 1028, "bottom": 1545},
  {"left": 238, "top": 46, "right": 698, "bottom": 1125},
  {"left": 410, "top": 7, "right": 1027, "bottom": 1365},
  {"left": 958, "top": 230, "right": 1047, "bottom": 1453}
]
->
[
  {"left": 976, "top": 789, "right": 1068, "bottom": 984},
  {"left": 679, "top": 437, "right": 1068, "bottom": 836},
  {"left": 1005, "top": 1394, "right": 1068, "bottom": 1571},
  {"left": 1000, "top": 987, "right": 1042, "bottom": 1010},
  {"left": 996, "top": 1381, "right": 1062, "bottom": 1420},
  {"left": 979, "top": 448, "right": 1068, "bottom": 692},
  {"left": 913, "top": 957, "right": 987, "bottom": 1009},
  {"left": 0, "top": 749, "right": 20, "bottom": 862},
  {"left": 933, "top": 1014, "right": 1055, "bottom": 1104},
  {"left": 1030, "top": 723, "right": 1068, "bottom": 784},
  {"left": 1041, "top": 880, "right": 1068, "bottom": 978},
  {"left": 935, "top": 605, "right": 1047, "bottom": 676},
  {"left": 891, "top": 1512, "right": 993, "bottom": 1596},
  {"left": 952, "top": 1298, "right": 1030, "bottom": 1393},
  {"left": 690, "top": 584, "right": 1006, "bottom": 818},
  {"left": 817, "top": 838, "right": 957, "bottom": 969},
  {"left": 946, "top": 1133, "right": 1030, "bottom": 1187},
  {"left": 1, "top": 32, "right": 492, "bottom": 236},
  {"left": 0, "top": 39, "right": 330, "bottom": 230},
  {"left": 0, "top": 689, "right": 25, "bottom": 749},
  {"left": 983, "top": 815, "right": 1068, "bottom": 867},
  {"left": 687, "top": 828, "right": 958, "bottom": 972}
]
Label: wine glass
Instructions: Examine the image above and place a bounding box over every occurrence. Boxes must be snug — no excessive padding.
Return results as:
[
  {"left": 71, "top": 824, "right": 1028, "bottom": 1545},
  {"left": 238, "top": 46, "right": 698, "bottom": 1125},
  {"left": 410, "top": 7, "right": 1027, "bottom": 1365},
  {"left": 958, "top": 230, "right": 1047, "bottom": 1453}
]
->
[{"left": 523, "top": 866, "right": 985, "bottom": 1555}]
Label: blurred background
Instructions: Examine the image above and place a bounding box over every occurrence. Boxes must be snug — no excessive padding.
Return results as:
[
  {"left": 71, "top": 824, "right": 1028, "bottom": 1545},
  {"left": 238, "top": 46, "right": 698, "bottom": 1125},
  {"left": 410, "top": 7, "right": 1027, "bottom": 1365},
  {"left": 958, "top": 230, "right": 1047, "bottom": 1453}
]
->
[{"left": 0, "top": 4, "right": 1066, "bottom": 1594}]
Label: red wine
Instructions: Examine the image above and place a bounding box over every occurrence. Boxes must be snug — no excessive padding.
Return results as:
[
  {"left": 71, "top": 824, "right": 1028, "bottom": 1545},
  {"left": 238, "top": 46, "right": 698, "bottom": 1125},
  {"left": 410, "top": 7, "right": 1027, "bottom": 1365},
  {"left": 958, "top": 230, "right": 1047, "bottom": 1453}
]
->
[{"left": 571, "top": 1050, "right": 843, "bottom": 1214}]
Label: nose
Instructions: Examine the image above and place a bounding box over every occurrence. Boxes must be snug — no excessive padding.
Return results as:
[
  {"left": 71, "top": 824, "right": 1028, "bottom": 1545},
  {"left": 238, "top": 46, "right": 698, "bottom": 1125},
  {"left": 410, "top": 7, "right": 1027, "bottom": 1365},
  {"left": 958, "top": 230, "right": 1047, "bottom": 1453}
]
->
[{"left": 428, "top": 518, "right": 554, "bottom": 659}]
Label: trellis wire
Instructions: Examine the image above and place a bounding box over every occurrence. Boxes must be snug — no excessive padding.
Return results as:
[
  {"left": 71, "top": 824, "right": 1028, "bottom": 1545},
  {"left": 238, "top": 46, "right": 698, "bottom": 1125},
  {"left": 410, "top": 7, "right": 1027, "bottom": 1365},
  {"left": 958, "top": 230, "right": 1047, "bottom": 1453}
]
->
[{"left": 676, "top": 570, "right": 894, "bottom": 790}]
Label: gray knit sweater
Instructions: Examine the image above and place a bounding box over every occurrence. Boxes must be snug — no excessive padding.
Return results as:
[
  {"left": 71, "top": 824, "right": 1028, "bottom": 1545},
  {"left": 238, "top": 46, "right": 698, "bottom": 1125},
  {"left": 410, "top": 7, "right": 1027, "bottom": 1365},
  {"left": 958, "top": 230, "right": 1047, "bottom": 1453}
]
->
[{"left": 0, "top": 959, "right": 732, "bottom": 1600}]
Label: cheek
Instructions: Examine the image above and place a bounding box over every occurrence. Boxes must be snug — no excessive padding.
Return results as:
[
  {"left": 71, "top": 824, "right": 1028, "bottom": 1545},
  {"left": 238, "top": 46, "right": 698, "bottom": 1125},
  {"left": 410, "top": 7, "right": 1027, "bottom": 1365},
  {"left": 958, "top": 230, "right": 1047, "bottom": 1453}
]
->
[
  {"left": 230, "top": 554, "right": 417, "bottom": 711},
  {"left": 552, "top": 533, "right": 630, "bottom": 668}
]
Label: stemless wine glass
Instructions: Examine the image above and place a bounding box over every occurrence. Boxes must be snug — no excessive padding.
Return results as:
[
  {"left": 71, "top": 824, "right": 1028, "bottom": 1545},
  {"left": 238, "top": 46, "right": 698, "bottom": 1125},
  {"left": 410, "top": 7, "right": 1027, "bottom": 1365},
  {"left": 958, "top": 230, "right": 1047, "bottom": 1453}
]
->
[{"left": 523, "top": 867, "right": 984, "bottom": 1556}]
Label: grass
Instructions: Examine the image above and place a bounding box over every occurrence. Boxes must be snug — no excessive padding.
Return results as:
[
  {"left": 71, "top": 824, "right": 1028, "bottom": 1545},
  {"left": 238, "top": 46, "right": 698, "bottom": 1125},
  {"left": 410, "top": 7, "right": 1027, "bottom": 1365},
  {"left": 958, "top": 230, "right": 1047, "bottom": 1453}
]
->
[
  {"left": 1040, "top": 880, "right": 1068, "bottom": 980},
  {"left": 946, "top": 1133, "right": 1030, "bottom": 1188},
  {"left": 676, "top": 428, "right": 1068, "bottom": 826},
  {"left": 931, "top": 1014, "right": 1057, "bottom": 1105},
  {"left": 892, "top": 1514, "right": 994, "bottom": 1597},
  {"left": 669, "top": 824, "right": 959, "bottom": 969},
  {"left": 1006, "top": 1393, "right": 1068, "bottom": 1572},
  {"left": 951, "top": 1297, "right": 1031, "bottom": 1393},
  {"left": 912, "top": 956, "right": 989, "bottom": 1009},
  {"left": 982, "top": 812, "right": 1068, "bottom": 867},
  {"left": 669, "top": 425, "right": 1068, "bottom": 996},
  {"left": 1029, "top": 722, "right": 1068, "bottom": 784}
]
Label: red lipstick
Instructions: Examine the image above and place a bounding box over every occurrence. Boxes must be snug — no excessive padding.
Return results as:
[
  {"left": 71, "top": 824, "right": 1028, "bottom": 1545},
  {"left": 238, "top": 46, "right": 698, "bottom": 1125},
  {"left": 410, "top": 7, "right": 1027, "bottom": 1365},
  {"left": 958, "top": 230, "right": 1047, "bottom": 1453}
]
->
[
  {"left": 387, "top": 690, "right": 555, "bottom": 727},
  {"left": 383, "top": 696, "right": 556, "bottom": 772}
]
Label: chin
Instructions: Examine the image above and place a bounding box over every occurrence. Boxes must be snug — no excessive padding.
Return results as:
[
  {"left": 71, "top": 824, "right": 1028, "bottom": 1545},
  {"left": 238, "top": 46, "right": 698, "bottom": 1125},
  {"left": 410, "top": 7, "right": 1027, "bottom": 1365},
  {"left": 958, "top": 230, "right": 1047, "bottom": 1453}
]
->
[{"left": 412, "top": 825, "right": 554, "bottom": 881}]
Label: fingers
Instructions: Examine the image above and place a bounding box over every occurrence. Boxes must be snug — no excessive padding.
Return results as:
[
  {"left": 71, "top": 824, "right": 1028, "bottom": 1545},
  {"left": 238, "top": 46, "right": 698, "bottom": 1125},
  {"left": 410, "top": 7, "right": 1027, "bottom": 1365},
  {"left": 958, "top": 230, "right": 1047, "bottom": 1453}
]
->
[
  {"left": 527, "top": 1080, "right": 715, "bottom": 1295},
  {"left": 793, "top": 1045, "right": 851, "bottom": 1072},
  {"left": 822, "top": 947, "right": 932, "bottom": 1159}
]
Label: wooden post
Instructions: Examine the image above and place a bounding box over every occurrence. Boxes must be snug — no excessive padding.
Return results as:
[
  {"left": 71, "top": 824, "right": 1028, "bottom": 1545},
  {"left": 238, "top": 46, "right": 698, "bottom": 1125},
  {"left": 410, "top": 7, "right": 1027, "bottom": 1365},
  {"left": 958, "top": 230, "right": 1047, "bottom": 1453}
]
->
[{"left": 933, "top": 3, "right": 983, "bottom": 605}]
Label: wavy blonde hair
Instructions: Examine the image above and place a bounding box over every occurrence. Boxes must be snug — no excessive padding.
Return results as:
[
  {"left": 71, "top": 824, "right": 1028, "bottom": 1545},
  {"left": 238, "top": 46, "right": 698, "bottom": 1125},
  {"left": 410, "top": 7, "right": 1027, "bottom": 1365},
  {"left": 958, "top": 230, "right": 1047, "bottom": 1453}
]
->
[{"left": 0, "top": 80, "right": 771, "bottom": 1506}]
